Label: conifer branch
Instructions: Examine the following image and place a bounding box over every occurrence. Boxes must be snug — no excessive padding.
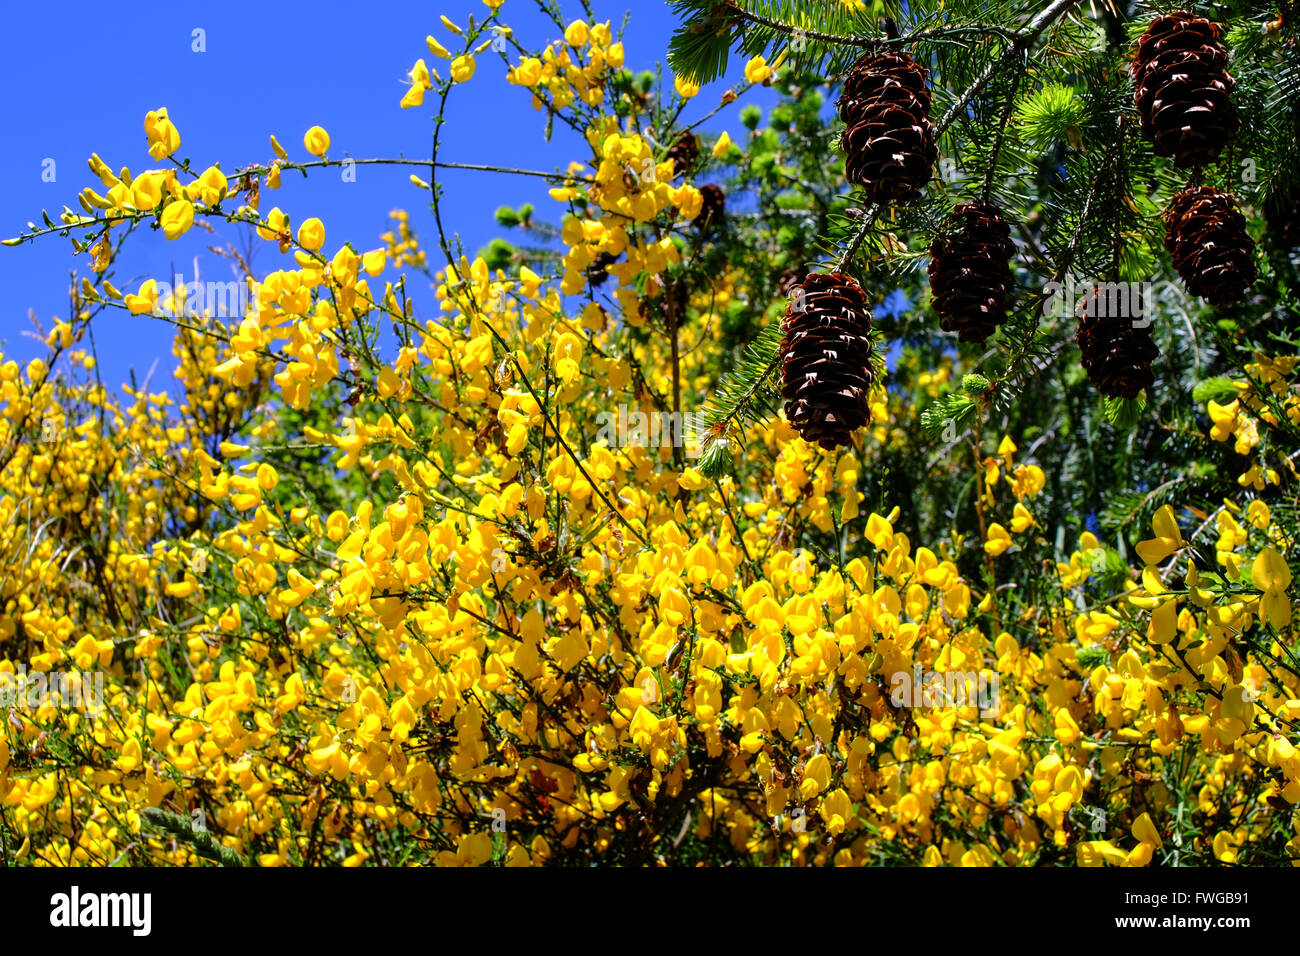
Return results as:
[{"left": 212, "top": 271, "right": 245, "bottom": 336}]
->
[{"left": 935, "top": 0, "right": 1082, "bottom": 139}]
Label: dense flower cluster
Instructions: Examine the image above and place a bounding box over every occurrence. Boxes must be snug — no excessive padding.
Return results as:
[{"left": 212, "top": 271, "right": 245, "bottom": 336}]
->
[{"left": 1, "top": 3, "right": 1296, "bottom": 867}]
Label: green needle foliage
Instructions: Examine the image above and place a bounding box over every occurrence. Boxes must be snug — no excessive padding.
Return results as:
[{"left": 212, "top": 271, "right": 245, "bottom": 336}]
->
[{"left": 668, "top": 0, "right": 1299, "bottom": 578}]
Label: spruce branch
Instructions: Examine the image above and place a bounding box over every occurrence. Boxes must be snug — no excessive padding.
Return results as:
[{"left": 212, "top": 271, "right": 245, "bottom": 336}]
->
[
  {"left": 986, "top": 120, "right": 1130, "bottom": 414},
  {"left": 692, "top": 317, "right": 786, "bottom": 476},
  {"left": 833, "top": 0, "right": 1080, "bottom": 273},
  {"left": 982, "top": 71, "right": 1025, "bottom": 201},
  {"left": 719, "top": 1, "right": 1018, "bottom": 50},
  {"left": 935, "top": 0, "right": 1082, "bottom": 140},
  {"left": 834, "top": 208, "right": 883, "bottom": 272}
]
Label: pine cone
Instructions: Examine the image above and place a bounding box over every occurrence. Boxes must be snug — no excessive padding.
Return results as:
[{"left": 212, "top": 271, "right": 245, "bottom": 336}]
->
[
  {"left": 1132, "top": 11, "right": 1239, "bottom": 168},
  {"left": 1164, "top": 186, "right": 1256, "bottom": 305},
  {"left": 1264, "top": 190, "right": 1300, "bottom": 248},
  {"left": 927, "top": 200, "right": 1016, "bottom": 344},
  {"left": 693, "top": 184, "right": 726, "bottom": 228},
  {"left": 1075, "top": 286, "right": 1160, "bottom": 399},
  {"left": 780, "top": 272, "right": 877, "bottom": 450},
  {"left": 666, "top": 132, "right": 700, "bottom": 178},
  {"left": 837, "top": 51, "right": 937, "bottom": 204}
]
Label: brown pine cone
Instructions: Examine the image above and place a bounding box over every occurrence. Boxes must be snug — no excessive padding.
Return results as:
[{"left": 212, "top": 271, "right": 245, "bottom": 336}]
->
[
  {"left": 693, "top": 184, "right": 726, "bottom": 229},
  {"left": 780, "top": 272, "right": 877, "bottom": 450},
  {"left": 1076, "top": 286, "right": 1160, "bottom": 399},
  {"left": 1164, "top": 186, "right": 1256, "bottom": 305},
  {"left": 927, "top": 200, "right": 1017, "bottom": 344},
  {"left": 666, "top": 132, "right": 700, "bottom": 178},
  {"left": 837, "top": 51, "right": 937, "bottom": 204},
  {"left": 1132, "top": 11, "right": 1239, "bottom": 168}
]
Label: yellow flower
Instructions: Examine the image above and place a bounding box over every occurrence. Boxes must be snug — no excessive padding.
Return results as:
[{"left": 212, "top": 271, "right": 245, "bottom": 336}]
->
[
  {"left": 744, "top": 54, "right": 772, "bottom": 84},
  {"left": 304, "top": 125, "right": 331, "bottom": 157},
  {"left": 1012, "top": 463, "right": 1046, "bottom": 499},
  {"left": 402, "top": 59, "right": 433, "bottom": 108},
  {"left": 1135, "top": 504, "right": 1183, "bottom": 566},
  {"left": 511, "top": 57, "right": 543, "bottom": 86},
  {"left": 1132, "top": 812, "right": 1163, "bottom": 849},
  {"left": 1010, "top": 503, "right": 1034, "bottom": 533},
  {"left": 191, "top": 165, "right": 228, "bottom": 206},
  {"left": 674, "top": 74, "right": 700, "bottom": 99},
  {"left": 144, "top": 108, "right": 181, "bottom": 161},
  {"left": 450, "top": 55, "right": 476, "bottom": 83},
  {"left": 800, "top": 752, "right": 831, "bottom": 799},
  {"left": 130, "top": 171, "right": 166, "bottom": 210},
  {"left": 1208, "top": 398, "right": 1239, "bottom": 441},
  {"left": 1252, "top": 547, "right": 1292, "bottom": 629},
  {"left": 712, "top": 131, "right": 732, "bottom": 158},
  {"left": 564, "top": 20, "right": 589, "bottom": 47},
  {"left": 400, "top": 85, "right": 425, "bottom": 109},
  {"left": 984, "top": 523, "right": 1012, "bottom": 557},
  {"left": 997, "top": 434, "right": 1017, "bottom": 465},
  {"left": 160, "top": 200, "right": 195, "bottom": 240},
  {"left": 426, "top": 35, "right": 451, "bottom": 59},
  {"left": 256, "top": 206, "right": 290, "bottom": 242},
  {"left": 124, "top": 279, "right": 159, "bottom": 315},
  {"left": 1246, "top": 499, "right": 1270, "bottom": 531}
]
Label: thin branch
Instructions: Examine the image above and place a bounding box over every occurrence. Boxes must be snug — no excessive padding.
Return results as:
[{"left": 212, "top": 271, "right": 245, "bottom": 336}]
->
[{"left": 935, "top": 0, "right": 1082, "bottom": 140}]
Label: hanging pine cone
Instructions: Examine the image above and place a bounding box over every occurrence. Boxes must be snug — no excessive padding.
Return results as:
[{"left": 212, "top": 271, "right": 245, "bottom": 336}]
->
[
  {"left": 666, "top": 132, "right": 700, "bottom": 178},
  {"left": 1075, "top": 286, "right": 1160, "bottom": 399},
  {"left": 927, "top": 200, "right": 1016, "bottom": 344},
  {"left": 1164, "top": 186, "right": 1256, "bottom": 305},
  {"left": 1132, "top": 11, "right": 1239, "bottom": 168},
  {"left": 693, "top": 184, "right": 726, "bottom": 228},
  {"left": 837, "top": 51, "right": 937, "bottom": 204},
  {"left": 780, "top": 272, "right": 877, "bottom": 450},
  {"left": 1264, "top": 190, "right": 1300, "bottom": 248}
]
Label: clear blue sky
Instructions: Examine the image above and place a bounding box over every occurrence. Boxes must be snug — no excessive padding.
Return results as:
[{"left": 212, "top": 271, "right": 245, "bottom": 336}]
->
[{"left": 0, "top": 1, "right": 770, "bottom": 394}]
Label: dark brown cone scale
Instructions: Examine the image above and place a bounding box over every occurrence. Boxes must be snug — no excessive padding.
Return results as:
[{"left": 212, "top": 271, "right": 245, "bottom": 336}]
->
[
  {"left": 837, "top": 52, "right": 937, "bottom": 204},
  {"left": 927, "top": 200, "right": 1016, "bottom": 344},
  {"left": 666, "top": 132, "right": 700, "bottom": 178},
  {"left": 1164, "top": 186, "right": 1256, "bottom": 305},
  {"left": 1132, "top": 11, "right": 1239, "bottom": 168},
  {"left": 780, "top": 272, "right": 877, "bottom": 450},
  {"left": 1075, "top": 287, "right": 1160, "bottom": 399},
  {"left": 693, "top": 184, "right": 726, "bottom": 228}
]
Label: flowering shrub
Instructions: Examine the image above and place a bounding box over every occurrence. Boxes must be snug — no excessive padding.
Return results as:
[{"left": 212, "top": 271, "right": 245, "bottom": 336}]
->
[{"left": 2, "top": 1, "right": 1298, "bottom": 867}]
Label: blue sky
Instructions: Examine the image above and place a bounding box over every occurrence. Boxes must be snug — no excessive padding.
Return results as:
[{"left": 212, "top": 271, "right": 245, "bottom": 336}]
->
[{"left": 0, "top": 1, "right": 772, "bottom": 394}]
